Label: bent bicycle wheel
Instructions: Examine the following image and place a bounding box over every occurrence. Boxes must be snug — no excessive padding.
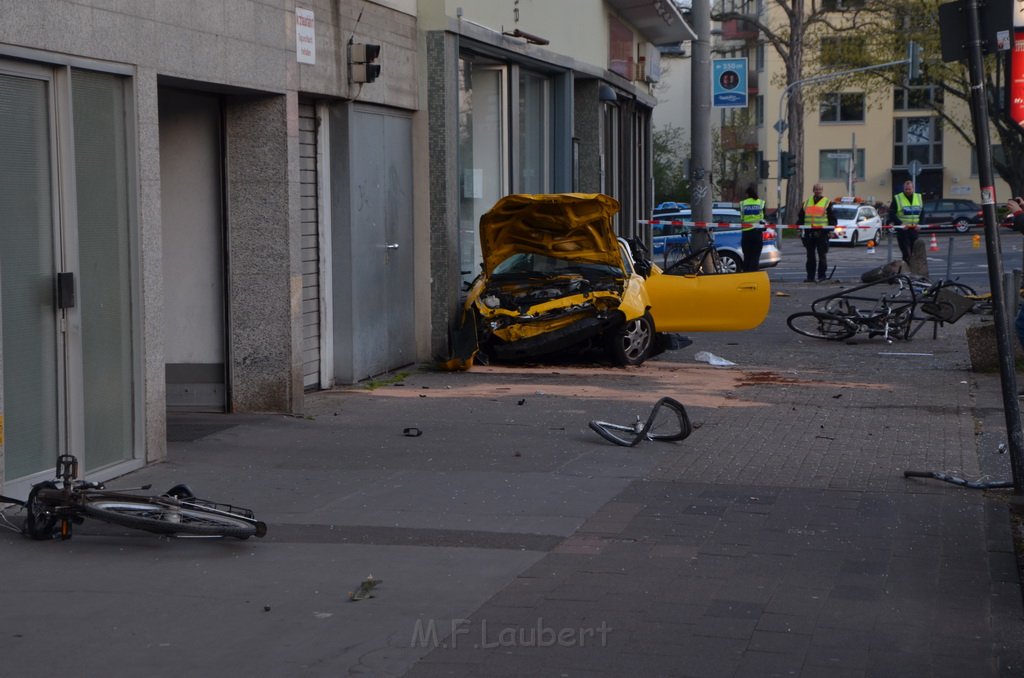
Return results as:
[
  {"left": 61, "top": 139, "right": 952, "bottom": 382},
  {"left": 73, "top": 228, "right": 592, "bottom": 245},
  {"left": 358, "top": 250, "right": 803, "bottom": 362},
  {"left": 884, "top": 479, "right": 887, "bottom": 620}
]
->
[
  {"left": 588, "top": 419, "right": 644, "bottom": 447},
  {"left": 642, "top": 397, "right": 693, "bottom": 442},
  {"left": 83, "top": 498, "right": 258, "bottom": 539},
  {"left": 787, "top": 312, "right": 857, "bottom": 340}
]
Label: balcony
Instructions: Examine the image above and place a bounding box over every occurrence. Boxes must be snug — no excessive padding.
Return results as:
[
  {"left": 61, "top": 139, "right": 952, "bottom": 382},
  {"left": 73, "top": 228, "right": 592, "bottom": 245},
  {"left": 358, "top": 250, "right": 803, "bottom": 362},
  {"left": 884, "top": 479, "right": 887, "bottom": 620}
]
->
[{"left": 720, "top": 17, "right": 758, "bottom": 41}]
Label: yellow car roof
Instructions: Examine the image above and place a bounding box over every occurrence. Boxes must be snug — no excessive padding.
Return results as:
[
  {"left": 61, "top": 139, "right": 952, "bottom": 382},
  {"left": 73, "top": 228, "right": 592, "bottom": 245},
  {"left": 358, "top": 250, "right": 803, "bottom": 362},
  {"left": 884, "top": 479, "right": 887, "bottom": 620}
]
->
[{"left": 478, "top": 193, "right": 623, "bottom": 275}]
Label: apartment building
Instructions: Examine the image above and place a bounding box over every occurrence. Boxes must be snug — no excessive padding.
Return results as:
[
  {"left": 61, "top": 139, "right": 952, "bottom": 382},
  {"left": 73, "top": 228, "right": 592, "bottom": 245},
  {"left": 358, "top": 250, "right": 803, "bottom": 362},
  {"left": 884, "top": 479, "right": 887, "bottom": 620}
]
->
[
  {"left": 654, "top": 1, "right": 1011, "bottom": 220},
  {"left": 0, "top": 0, "right": 690, "bottom": 497}
]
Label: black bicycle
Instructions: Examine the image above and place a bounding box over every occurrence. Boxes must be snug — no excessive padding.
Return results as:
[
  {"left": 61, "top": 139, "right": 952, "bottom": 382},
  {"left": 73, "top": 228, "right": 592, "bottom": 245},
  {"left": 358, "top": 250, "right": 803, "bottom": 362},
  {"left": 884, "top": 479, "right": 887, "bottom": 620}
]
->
[
  {"left": 1, "top": 454, "right": 266, "bottom": 541},
  {"left": 786, "top": 274, "right": 976, "bottom": 342}
]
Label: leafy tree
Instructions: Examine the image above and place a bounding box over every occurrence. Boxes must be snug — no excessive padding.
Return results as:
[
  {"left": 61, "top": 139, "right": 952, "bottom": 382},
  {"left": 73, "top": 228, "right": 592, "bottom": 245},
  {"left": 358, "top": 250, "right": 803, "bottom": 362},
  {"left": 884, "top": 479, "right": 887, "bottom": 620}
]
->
[
  {"left": 850, "top": 0, "right": 1024, "bottom": 196},
  {"left": 711, "top": 0, "right": 893, "bottom": 211},
  {"left": 653, "top": 124, "right": 692, "bottom": 204}
]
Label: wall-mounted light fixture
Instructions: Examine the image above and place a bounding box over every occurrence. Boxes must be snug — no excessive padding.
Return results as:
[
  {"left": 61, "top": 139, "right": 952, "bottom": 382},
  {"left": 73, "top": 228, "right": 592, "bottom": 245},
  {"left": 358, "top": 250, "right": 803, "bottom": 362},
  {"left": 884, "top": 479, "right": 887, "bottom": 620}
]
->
[
  {"left": 349, "top": 43, "right": 381, "bottom": 84},
  {"left": 599, "top": 84, "right": 618, "bottom": 102},
  {"left": 501, "top": 28, "right": 549, "bottom": 45}
]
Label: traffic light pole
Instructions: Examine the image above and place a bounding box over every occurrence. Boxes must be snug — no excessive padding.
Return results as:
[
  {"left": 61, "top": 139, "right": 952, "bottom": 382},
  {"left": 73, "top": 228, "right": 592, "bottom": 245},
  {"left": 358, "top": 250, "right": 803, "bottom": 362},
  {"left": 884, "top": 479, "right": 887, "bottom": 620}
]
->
[{"left": 961, "top": 0, "right": 1024, "bottom": 494}]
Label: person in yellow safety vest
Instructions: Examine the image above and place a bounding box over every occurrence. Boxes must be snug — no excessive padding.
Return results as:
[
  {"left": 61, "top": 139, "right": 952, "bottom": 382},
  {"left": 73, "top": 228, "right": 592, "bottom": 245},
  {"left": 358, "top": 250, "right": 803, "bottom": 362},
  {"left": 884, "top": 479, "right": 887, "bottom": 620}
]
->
[
  {"left": 739, "top": 184, "right": 766, "bottom": 272},
  {"left": 886, "top": 179, "right": 924, "bottom": 263},
  {"left": 797, "top": 183, "right": 837, "bottom": 282}
]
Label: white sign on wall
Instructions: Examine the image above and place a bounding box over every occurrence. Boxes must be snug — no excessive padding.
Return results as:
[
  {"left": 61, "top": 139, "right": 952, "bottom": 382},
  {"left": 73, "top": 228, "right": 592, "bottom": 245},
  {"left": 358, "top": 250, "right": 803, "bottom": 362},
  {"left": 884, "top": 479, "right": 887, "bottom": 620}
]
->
[{"left": 296, "top": 8, "right": 315, "bottom": 64}]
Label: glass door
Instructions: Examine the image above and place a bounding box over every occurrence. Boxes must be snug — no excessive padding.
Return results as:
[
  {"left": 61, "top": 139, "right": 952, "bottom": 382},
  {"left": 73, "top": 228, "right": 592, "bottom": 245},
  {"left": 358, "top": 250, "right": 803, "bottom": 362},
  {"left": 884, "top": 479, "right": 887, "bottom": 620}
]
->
[
  {"left": 0, "top": 69, "right": 62, "bottom": 483},
  {"left": 0, "top": 64, "right": 137, "bottom": 493}
]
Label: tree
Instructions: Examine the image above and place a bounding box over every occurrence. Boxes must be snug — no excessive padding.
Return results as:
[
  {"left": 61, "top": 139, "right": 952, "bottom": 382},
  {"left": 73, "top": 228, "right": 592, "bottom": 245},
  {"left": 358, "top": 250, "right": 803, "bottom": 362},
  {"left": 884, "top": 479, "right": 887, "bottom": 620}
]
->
[
  {"left": 850, "top": 0, "right": 1024, "bottom": 197},
  {"left": 711, "top": 0, "right": 892, "bottom": 211},
  {"left": 653, "top": 124, "right": 692, "bottom": 204}
]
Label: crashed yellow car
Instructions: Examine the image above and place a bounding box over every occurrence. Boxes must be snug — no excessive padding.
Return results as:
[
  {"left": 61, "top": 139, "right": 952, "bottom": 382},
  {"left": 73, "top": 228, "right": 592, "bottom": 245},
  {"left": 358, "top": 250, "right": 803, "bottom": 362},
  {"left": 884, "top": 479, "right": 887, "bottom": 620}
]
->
[{"left": 459, "top": 193, "right": 770, "bottom": 366}]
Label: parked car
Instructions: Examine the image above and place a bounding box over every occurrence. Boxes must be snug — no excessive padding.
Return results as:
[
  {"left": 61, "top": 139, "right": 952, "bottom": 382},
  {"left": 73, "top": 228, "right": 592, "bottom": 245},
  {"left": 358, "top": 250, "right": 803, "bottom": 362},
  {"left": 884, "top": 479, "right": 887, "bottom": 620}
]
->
[
  {"left": 650, "top": 208, "right": 781, "bottom": 272},
  {"left": 653, "top": 201, "right": 689, "bottom": 218},
  {"left": 829, "top": 199, "right": 883, "bottom": 246},
  {"left": 920, "top": 199, "right": 983, "bottom": 233},
  {"left": 458, "top": 193, "right": 771, "bottom": 367}
]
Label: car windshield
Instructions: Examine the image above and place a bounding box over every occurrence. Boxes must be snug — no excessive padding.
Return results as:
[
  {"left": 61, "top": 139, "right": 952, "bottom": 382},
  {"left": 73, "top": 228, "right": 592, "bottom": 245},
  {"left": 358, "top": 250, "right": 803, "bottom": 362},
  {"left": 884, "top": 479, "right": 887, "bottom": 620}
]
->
[
  {"left": 833, "top": 206, "right": 859, "bottom": 220},
  {"left": 491, "top": 253, "right": 622, "bottom": 278}
]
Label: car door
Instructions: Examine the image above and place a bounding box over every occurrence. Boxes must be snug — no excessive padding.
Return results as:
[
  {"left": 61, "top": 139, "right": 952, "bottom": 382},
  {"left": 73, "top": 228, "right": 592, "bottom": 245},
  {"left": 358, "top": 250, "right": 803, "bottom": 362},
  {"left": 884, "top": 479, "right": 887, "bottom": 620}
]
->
[{"left": 642, "top": 270, "right": 771, "bottom": 332}]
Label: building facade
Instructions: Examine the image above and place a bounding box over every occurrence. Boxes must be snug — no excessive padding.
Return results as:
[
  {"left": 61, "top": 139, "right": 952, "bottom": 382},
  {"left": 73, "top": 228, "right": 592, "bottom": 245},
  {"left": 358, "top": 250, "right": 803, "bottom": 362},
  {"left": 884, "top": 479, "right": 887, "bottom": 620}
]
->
[
  {"left": 0, "top": 0, "right": 690, "bottom": 498},
  {"left": 0, "top": 0, "right": 421, "bottom": 498},
  {"left": 417, "top": 0, "right": 694, "bottom": 357}
]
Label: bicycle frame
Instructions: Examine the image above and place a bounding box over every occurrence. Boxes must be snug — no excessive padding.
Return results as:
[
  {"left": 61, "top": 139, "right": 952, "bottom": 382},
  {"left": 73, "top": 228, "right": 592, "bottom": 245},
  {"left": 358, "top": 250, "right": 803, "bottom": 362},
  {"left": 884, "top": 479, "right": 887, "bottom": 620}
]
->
[{"left": 812, "top": 274, "right": 919, "bottom": 341}]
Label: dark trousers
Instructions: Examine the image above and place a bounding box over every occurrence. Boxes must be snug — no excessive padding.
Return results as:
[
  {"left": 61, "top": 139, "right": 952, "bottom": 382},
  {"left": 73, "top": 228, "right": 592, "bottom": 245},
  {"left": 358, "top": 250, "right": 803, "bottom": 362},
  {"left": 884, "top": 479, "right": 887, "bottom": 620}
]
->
[
  {"left": 801, "top": 230, "right": 830, "bottom": 280},
  {"left": 896, "top": 228, "right": 919, "bottom": 263},
  {"left": 740, "top": 228, "right": 763, "bottom": 272}
]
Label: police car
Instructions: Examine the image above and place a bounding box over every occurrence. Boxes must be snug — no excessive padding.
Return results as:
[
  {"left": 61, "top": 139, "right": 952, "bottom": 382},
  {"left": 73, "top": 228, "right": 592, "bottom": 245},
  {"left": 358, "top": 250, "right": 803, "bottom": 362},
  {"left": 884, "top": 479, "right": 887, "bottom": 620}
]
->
[
  {"left": 650, "top": 208, "right": 781, "bottom": 272},
  {"left": 829, "top": 197, "right": 883, "bottom": 247}
]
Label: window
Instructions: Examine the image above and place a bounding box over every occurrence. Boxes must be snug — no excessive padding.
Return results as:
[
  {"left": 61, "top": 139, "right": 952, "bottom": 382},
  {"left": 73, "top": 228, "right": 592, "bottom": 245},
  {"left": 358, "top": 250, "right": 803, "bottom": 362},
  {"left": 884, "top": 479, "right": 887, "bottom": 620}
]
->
[
  {"left": 755, "top": 43, "right": 765, "bottom": 71},
  {"left": 894, "top": 85, "right": 942, "bottom": 110},
  {"left": 819, "top": 93, "right": 865, "bottom": 123},
  {"left": 820, "top": 36, "right": 867, "bottom": 68},
  {"left": 755, "top": 95, "right": 764, "bottom": 126},
  {"left": 819, "top": 148, "right": 865, "bottom": 181},
  {"left": 894, "top": 117, "right": 942, "bottom": 166},
  {"left": 823, "top": 0, "right": 866, "bottom": 9}
]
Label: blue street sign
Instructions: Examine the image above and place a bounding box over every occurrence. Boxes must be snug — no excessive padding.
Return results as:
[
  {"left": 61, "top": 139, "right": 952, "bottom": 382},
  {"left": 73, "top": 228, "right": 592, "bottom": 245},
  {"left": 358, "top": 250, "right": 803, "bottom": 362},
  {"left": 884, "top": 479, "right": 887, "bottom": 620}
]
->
[{"left": 712, "top": 58, "right": 748, "bottom": 108}]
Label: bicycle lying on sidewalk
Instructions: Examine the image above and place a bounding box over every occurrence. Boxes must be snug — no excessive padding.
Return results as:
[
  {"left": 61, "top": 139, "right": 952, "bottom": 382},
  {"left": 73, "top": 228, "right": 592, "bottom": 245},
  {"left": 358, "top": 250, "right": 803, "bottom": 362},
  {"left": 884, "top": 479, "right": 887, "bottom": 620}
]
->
[
  {"left": 0, "top": 454, "right": 266, "bottom": 541},
  {"left": 786, "top": 273, "right": 976, "bottom": 342}
]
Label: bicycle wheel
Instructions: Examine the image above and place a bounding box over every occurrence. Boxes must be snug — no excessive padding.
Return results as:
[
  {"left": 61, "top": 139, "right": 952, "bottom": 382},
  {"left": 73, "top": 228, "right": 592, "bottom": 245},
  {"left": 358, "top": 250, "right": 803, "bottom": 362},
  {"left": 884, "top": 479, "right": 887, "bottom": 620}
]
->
[
  {"left": 23, "top": 482, "right": 58, "bottom": 540},
  {"left": 641, "top": 397, "right": 693, "bottom": 442},
  {"left": 588, "top": 419, "right": 644, "bottom": 447},
  {"left": 83, "top": 497, "right": 258, "bottom": 539},
  {"left": 787, "top": 312, "right": 857, "bottom": 340}
]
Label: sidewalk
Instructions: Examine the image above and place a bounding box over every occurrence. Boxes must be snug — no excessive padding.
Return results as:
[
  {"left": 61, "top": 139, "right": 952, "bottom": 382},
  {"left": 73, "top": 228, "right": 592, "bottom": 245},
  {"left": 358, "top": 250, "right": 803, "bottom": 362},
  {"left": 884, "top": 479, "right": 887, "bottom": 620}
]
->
[{"left": 2, "top": 279, "right": 1022, "bottom": 677}]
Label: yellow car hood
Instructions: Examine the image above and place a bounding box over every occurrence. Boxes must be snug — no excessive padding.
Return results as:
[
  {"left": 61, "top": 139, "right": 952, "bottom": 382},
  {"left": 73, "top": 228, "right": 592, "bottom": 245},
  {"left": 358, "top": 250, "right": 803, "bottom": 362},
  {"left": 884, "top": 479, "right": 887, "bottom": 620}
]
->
[{"left": 478, "top": 193, "right": 624, "bottom": 276}]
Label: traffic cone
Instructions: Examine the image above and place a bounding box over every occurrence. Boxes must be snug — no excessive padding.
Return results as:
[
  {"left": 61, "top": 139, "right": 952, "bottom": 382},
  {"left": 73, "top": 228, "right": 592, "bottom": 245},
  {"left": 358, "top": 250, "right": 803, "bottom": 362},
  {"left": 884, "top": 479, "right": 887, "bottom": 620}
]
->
[
  {"left": 929, "top": 233, "right": 939, "bottom": 252},
  {"left": 866, "top": 239, "right": 875, "bottom": 253}
]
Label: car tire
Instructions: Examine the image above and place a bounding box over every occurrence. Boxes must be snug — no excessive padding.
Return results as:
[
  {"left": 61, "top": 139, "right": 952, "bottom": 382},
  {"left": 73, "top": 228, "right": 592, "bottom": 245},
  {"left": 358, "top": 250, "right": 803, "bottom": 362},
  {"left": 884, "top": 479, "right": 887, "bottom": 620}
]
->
[
  {"left": 610, "top": 312, "right": 654, "bottom": 366},
  {"left": 954, "top": 218, "right": 970, "bottom": 234},
  {"left": 718, "top": 251, "right": 741, "bottom": 273},
  {"left": 849, "top": 231, "right": 859, "bottom": 247}
]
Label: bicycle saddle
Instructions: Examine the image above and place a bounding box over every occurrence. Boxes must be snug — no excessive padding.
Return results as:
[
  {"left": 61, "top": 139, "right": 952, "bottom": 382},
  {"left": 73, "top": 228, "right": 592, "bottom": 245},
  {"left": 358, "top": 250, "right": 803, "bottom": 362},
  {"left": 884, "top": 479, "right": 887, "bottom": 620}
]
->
[{"left": 163, "top": 483, "right": 196, "bottom": 499}]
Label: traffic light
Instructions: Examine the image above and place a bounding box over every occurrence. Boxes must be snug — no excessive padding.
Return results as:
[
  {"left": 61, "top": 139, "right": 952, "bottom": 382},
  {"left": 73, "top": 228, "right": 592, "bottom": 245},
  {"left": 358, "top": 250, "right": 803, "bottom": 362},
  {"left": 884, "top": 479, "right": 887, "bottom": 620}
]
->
[
  {"left": 907, "top": 41, "right": 921, "bottom": 81},
  {"left": 779, "top": 151, "right": 796, "bottom": 179},
  {"left": 349, "top": 43, "right": 381, "bottom": 84}
]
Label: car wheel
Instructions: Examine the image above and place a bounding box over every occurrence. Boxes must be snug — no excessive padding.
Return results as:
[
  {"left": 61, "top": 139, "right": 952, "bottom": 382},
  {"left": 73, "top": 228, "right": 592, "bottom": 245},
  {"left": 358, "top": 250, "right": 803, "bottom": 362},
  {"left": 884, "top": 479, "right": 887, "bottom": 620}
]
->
[
  {"left": 718, "top": 251, "right": 741, "bottom": 273},
  {"left": 610, "top": 312, "right": 654, "bottom": 366},
  {"left": 849, "top": 231, "right": 859, "bottom": 247},
  {"left": 954, "top": 218, "right": 970, "bottom": 234}
]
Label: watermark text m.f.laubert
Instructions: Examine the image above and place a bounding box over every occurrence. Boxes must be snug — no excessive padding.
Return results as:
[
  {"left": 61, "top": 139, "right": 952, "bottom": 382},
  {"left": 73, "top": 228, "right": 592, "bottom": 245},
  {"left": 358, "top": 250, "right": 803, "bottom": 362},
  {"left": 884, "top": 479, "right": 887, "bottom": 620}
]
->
[{"left": 411, "top": 618, "right": 612, "bottom": 649}]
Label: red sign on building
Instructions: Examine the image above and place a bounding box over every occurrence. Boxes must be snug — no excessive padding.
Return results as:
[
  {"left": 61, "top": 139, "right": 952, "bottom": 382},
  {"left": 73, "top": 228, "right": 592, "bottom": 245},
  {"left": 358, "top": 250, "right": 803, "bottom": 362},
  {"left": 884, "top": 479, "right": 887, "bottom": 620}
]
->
[{"left": 1013, "top": 29, "right": 1024, "bottom": 126}]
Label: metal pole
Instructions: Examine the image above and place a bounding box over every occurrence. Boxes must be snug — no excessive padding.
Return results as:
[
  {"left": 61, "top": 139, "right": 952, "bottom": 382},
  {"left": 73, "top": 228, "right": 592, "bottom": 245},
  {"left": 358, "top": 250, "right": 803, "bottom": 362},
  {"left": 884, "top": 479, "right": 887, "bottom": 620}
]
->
[
  {"left": 690, "top": 0, "right": 712, "bottom": 253},
  {"left": 945, "top": 236, "right": 955, "bottom": 281},
  {"left": 964, "top": 0, "right": 1024, "bottom": 494}
]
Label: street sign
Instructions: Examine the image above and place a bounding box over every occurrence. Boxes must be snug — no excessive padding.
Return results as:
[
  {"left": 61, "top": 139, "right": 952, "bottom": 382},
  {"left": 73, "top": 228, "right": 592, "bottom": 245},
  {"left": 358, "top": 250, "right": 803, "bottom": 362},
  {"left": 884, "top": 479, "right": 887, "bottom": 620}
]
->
[
  {"left": 1013, "top": 28, "right": 1024, "bottom": 127},
  {"left": 712, "top": 58, "right": 748, "bottom": 108},
  {"left": 908, "top": 159, "right": 923, "bottom": 177},
  {"left": 939, "top": 0, "right": 1013, "bottom": 62},
  {"left": 773, "top": 120, "right": 787, "bottom": 134}
]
